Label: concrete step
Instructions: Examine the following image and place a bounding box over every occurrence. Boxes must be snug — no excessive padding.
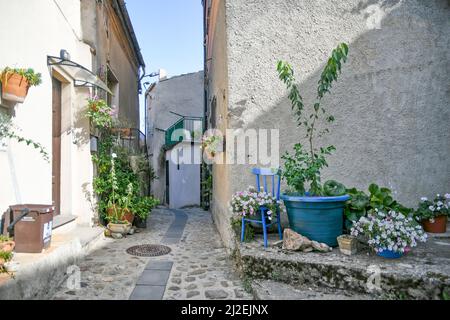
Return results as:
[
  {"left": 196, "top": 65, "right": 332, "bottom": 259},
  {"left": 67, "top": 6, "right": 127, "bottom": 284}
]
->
[
  {"left": 0, "top": 223, "right": 105, "bottom": 300},
  {"left": 252, "top": 280, "right": 376, "bottom": 300},
  {"left": 238, "top": 233, "right": 450, "bottom": 300}
]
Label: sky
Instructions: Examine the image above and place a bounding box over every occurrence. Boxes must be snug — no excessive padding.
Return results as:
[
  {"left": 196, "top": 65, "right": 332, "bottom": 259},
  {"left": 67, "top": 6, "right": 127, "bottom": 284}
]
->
[{"left": 125, "top": 0, "right": 204, "bottom": 131}]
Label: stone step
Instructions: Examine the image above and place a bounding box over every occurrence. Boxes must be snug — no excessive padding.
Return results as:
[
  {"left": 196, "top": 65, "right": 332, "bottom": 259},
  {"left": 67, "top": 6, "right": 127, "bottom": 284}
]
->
[
  {"left": 238, "top": 233, "right": 450, "bottom": 300},
  {"left": 252, "top": 280, "right": 376, "bottom": 300},
  {"left": 0, "top": 224, "right": 105, "bottom": 300}
]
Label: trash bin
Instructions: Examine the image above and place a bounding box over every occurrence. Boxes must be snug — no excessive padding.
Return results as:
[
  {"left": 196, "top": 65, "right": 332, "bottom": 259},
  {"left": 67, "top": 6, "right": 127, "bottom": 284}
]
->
[{"left": 6, "top": 205, "right": 54, "bottom": 253}]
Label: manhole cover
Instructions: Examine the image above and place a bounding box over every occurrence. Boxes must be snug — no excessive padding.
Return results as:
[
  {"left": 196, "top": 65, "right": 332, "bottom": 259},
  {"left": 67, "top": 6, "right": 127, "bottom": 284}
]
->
[{"left": 126, "top": 244, "right": 172, "bottom": 257}]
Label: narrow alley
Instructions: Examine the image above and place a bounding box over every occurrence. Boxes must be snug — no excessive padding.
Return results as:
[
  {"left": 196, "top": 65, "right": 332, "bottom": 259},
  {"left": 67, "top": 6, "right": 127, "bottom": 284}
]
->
[{"left": 51, "top": 207, "right": 251, "bottom": 300}]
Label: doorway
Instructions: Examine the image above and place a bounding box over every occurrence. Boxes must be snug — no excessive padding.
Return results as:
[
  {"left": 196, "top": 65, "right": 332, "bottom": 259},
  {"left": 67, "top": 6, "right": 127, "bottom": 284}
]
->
[{"left": 52, "top": 77, "right": 62, "bottom": 216}]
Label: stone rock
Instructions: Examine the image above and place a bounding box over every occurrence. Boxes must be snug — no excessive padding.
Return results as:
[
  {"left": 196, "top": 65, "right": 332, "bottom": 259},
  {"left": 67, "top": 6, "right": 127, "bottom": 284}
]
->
[
  {"left": 311, "top": 241, "right": 332, "bottom": 253},
  {"left": 234, "top": 288, "right": 244, "bottom": 298},
  {"left": 168, "top": 286, "right": 180, "bottom": 291},
  {"left": 221, "top": 281, "right": 229, "bottom": 287},
  {"left": 188, "top": 269, "right": 206, "bottom": 276},
  {"left": 171, "top": 278, "right": 182, "bottom": 285},
  {"left": 186, "top": 284, "right": 197, "bottom": 290},
  {"left": 187, "top": 291, "right": 200, "bottom": 299},
  {"left": 185, "top": 277, "right": 196, "bottom": 283},
  {"left": 205, "top": 289, "right": 229, "bottom": 299},
  {"left": 203, "top": 281, "right": 215, "bottom": 288},
  {"left": 128, "top": 228, "right": 135, "bottom": 235},
  {"left": 104, "top": 229, "right": 112, "bottom": 237},
  {"left": 282, "top": 229, "right": 312, "bottom": 251},
  {"left": 111, "top": 233, "right": 123, "bottom": 239}
]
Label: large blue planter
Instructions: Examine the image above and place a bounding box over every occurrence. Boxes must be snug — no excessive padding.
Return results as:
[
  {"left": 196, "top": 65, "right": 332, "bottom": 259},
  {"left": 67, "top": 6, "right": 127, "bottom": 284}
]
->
[
  {"left": 281, "top": 194, "right": 350, "bottom": 247},
  {"left": 376, "top": 249, "right": 403, "bottom": 259}
]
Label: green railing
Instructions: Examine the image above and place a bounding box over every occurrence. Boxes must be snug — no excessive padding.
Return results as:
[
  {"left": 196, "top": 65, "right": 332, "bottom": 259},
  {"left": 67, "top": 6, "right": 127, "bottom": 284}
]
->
[{"left": 165, "top": 116, "right": 203, "bottom": 148}]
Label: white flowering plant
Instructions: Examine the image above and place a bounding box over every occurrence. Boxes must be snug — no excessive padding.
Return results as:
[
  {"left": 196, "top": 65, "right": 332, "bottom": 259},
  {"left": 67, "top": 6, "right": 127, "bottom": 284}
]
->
[
  {"left": 230, "top": 186, "right": 284, "bottom": 221},
  {"left": 414, "top": 194, "right": 450, "bottom": 223},
  {"left": 351, "top": 209, "right": 427, "bottom": 254}
]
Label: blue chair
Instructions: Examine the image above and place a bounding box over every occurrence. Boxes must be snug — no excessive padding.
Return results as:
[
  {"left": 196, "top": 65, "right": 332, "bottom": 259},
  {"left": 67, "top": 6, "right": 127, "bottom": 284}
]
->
[{"left": 241, "top": 168, "right": 283, "bottom": 248}]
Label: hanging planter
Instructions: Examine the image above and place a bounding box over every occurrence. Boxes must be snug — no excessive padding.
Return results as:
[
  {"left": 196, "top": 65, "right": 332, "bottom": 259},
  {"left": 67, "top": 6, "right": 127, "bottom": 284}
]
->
[{"left": 0, "top": 67, "right": 42, "bottom": 104}]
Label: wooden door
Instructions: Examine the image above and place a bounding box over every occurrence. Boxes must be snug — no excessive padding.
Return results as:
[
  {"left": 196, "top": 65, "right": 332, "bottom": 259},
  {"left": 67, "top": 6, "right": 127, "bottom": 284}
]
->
[{"left": 52, "top": 77, "right": 62, "bottom": 216}]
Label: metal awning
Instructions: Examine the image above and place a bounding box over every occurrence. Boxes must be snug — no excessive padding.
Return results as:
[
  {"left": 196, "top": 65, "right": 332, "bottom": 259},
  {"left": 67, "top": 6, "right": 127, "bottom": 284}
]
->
[{"left": 47, "top": 56, "right": 112, "bottom": 94}]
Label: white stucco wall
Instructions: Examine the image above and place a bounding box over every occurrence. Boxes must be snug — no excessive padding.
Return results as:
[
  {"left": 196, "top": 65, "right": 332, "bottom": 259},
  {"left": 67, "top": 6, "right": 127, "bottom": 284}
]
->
[{"left": 0, "top": 0, "right": 94, "bottom": 225}]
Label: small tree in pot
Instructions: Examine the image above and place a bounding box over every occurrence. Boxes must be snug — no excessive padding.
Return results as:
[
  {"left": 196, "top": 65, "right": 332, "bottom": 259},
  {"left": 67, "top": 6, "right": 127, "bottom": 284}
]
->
[{"left": 276, "top": 43, "right": 350, "bottom": 246}]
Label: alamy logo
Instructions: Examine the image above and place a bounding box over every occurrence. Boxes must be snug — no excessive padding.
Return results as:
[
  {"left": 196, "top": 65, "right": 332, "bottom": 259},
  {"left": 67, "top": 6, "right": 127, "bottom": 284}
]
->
[
  {"left": 66, "top": 265, "right": 81, "bottom": 290},
  {"left": 366, "top": 264, "right": 382, "bottom": 291}
]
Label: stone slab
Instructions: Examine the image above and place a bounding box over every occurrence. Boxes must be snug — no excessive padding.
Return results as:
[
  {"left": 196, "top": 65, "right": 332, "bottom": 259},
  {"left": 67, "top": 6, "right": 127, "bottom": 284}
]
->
[
  {"left": 129, "top": 285, "right": 166, "bottom": 300},
  {"left": 145, "top": 261, "right": 173, "bottom": 271},
  {"left": 137, "top": 270, "right": 171, "bottom": 286}
]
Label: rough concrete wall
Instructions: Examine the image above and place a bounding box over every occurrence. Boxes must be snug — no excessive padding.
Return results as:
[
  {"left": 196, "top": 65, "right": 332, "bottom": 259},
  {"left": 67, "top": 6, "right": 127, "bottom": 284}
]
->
[
  {"left": 207, "top": 0, "right": 235, "bottom": 248},
  {"left": 146, "top": 71, "right": 204, "bottom": 204},
  {"left": 223, "top": 0, "right": 450, "bottom": 211}
]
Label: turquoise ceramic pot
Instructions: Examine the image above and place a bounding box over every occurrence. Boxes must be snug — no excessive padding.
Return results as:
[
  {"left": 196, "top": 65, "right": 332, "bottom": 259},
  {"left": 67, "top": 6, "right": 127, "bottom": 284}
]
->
[{"left": 281, "top": 194, "right": 350, "bottom": 247}]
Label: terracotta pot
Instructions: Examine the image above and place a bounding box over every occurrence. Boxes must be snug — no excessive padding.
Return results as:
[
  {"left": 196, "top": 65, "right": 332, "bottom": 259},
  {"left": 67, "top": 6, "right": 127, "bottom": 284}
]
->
[
  {"left": 122, "top": 209, "right": 135, "bottom": 224},
  {"left": 1, "top": 73, "right": 29, "bottom": 103},
  {"left": 107, "top": 222, "right": 131, "bottom": 235},
  {"left": 0, "top": 241, "right": 15, "bottom": 253},
  {"left": 422, "top": 215, "right": 448, "bottom": 233},
  {"left": 112, "top": 128, "right": 131, "bottom": 137},
  {"left": 107, "top": 206, "right": 134, "bottom": 224}
]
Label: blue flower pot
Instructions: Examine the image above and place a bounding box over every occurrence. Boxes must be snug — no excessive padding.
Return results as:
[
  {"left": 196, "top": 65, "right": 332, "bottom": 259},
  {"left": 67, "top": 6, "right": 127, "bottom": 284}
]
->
[
  {"left": 281, "top": 194, "right": 350, "bottom": 247},
  {"left": 376, "top": 249, "right": 403, "bottom": 259}
]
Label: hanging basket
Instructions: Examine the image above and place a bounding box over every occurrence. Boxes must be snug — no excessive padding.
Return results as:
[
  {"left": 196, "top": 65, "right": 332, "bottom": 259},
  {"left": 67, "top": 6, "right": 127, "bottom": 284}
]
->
[{"left": 1, "top": 73, "right": 29, "bottom": 103}]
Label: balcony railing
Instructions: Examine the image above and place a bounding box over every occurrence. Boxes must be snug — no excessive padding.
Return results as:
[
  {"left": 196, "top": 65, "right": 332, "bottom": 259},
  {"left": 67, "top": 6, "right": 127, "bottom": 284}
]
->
[
  {"left": 165, "top": 116, "right": 203, "bottom": 148},
  {"left": 112, "top": 127, "right": 147, "bottom": 155}
]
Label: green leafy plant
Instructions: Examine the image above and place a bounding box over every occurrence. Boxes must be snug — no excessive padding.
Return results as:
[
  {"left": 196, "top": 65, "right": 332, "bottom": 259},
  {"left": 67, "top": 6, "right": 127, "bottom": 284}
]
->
[
  {"left": 344, "top": 183, "right": 413, "bottom": 230},
  {"left": 86, "top": 97, "right": 113, "bottom": 128},
  {"left": 277, "top": 43, "right": 349, "bottom": 196},
  {"left": 132, "top": 196, "right": 160, "bottom": 220},
  {"left": 414, "top": 194, "right": 449, "bottom": 223},
  {"left": 0, "top": 112, "right": 49, "bottom": 161},
  {"left": 92, "top": 128, "right": 157, "bottom": 225},
  {"left": 0, "top": 67, "right": 42, "bottom": 87}
]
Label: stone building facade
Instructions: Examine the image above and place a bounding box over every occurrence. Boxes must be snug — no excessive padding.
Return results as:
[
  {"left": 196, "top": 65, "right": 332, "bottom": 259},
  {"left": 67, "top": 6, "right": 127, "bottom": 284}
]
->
[
  {"left": 0, "top": 0, "right": 144, "bottom": 229},
  {"left": 203, "top": 0, "right": 450, "bottom": 247}
]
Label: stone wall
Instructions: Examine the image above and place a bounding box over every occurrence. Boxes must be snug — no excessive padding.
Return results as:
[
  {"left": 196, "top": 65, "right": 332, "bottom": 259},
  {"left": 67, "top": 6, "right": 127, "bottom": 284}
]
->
[{"left": 207, "top": 0, "right": 450, "bottom": 247}]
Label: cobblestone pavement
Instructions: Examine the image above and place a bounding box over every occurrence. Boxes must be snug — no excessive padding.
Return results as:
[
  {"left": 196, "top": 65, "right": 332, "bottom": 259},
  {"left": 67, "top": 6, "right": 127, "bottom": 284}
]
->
[{"left": 51, "top": 207, "right": 251, "bottom": 300}]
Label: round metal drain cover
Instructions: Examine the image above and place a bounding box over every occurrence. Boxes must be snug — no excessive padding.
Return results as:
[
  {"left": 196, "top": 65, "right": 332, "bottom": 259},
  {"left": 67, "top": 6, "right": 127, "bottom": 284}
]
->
[{"left": 126, "top": 244, "right": 171, "bottom": 257}]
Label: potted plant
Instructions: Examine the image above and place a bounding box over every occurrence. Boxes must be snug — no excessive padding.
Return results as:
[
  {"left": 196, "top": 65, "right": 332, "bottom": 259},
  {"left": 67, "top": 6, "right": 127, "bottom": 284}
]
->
[
  {"left": 86, "top": 97, "right": 113, "bottom": 128},
  {"left": 415, "top": 194, "right": 449, "bottom": 233},
  {"left": 0, "top": 67, "right": 42, "bottom": 103},
  {"left": 344, "top": 184, "right": 413, "bottom": 232},
  {"left": 230, "top": 186, "right": 282, "bottom": 222},
  {"left": 201, "top": 134, "right": 223, "bottom": 160},
  {"left": 276, "top": 43, "right": 350, "bottom": 247},
  {"left": 0, "top": 236, "right": 14, "bottom": 254},
  {"left": 132, "top": 196, "right": 160, "bottom": 228},
  {"left": 351, "top": 209, "right": 427, "bottom": 259},
  {"left": 106, "top": 154, "right": 132, "bottom": 235},
  {"left": 0, "top": 235, "right": 14, "bottom": 274}
]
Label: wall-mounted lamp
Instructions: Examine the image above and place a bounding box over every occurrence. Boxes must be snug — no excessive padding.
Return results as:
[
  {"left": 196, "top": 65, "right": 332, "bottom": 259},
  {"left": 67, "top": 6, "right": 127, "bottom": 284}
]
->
[{"left": 60, "top": 49, "right": 71, "bottom": 61}]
